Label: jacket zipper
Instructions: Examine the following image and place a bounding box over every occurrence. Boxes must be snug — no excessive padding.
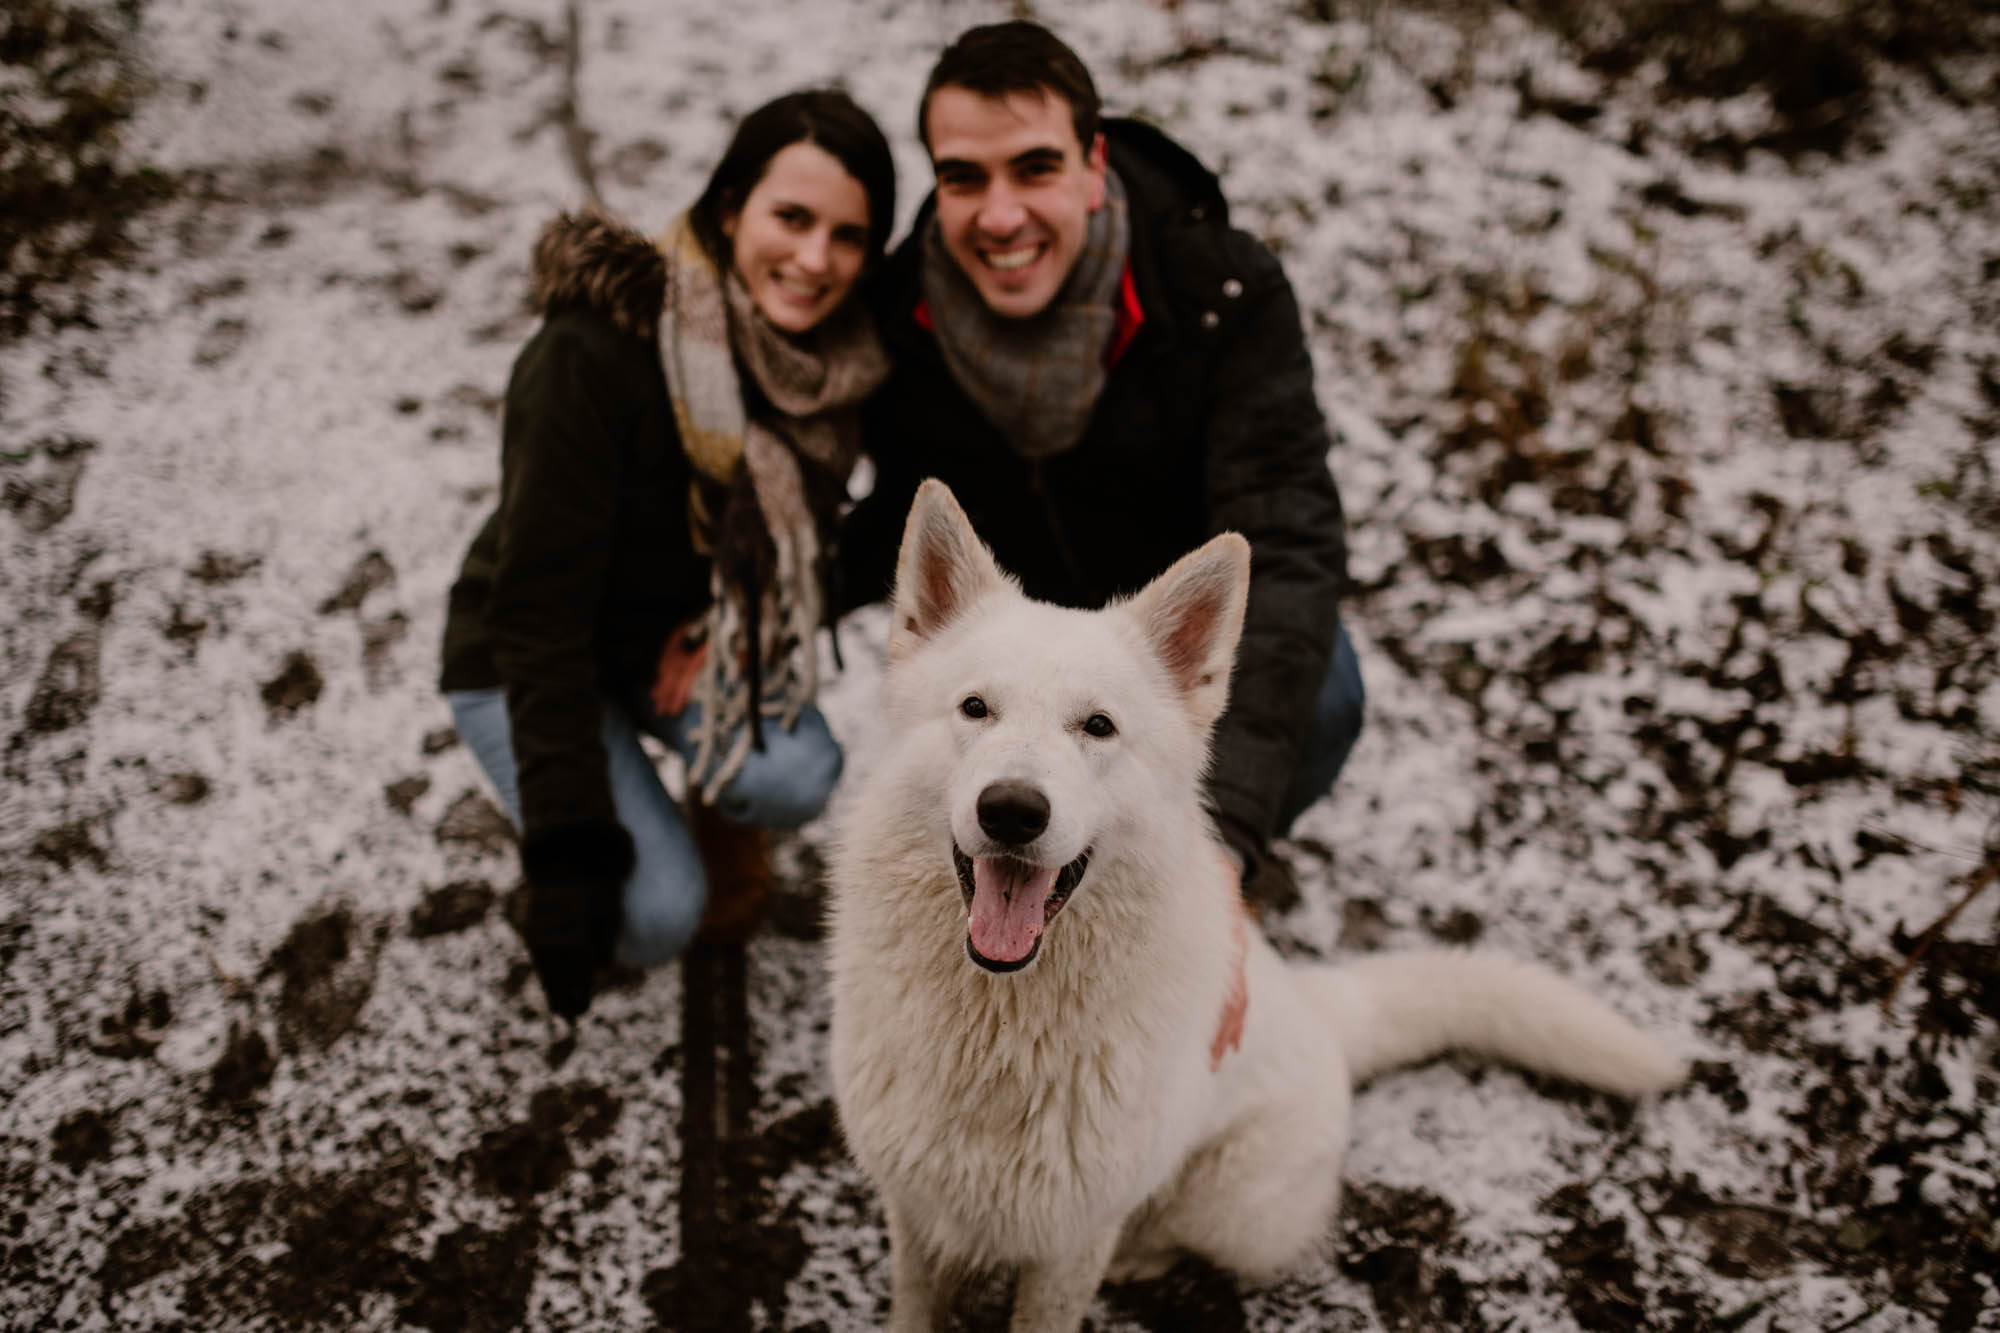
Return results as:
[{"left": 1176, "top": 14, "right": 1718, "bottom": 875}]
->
[{"left": 1028, "top": 458, "right": 1087, "bottom": 592}]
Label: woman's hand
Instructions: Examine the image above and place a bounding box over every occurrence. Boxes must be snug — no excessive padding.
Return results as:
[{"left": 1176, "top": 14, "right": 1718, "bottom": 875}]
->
[
  {"left": 651, "top": 620, "right": 709, "bottom": 718},
  {"left": 524, "top": 876, "right": 621, "bottom": 1018},
  {"left": 518, "top": 822, "right": 634, "bottom": 1019}
]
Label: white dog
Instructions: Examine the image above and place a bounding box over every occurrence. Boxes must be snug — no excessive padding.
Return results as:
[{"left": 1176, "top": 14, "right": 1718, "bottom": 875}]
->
[{"left": 828, "top": 481, "right": 1681, "bottom": 1333}]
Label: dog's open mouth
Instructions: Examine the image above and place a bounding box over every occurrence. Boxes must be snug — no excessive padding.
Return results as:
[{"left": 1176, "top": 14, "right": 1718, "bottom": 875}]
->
[{"left": 953, "top": 844, "right": 1090, "bottom": 973}]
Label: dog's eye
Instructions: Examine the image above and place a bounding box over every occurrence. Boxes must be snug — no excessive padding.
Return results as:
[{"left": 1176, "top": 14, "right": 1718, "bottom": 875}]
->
[
  {"left": 960, "top": 695, "right": 989, "bottom": 719},
  {"left": 1083, "top": 713, "right": 1116, "bottom": 738}
]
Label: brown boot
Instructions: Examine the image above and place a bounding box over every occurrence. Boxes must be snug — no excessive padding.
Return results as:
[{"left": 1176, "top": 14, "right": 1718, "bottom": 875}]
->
[{"left": 687, "top": 797, "right": 772, "bottom": 941}]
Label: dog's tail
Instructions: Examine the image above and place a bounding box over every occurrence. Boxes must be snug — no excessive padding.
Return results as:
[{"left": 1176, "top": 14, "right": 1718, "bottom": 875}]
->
[{"left": 1295, "top": 950, "right": 1682, "bottom": 1097}]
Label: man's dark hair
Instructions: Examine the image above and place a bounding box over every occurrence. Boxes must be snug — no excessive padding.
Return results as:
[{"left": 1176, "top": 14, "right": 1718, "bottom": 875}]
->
[
  {"left": 918, "top": 21, "right": 1100, "bottom": 157},
  {"left": 690, "top": 88, "right": 897, "bottom": 272}
]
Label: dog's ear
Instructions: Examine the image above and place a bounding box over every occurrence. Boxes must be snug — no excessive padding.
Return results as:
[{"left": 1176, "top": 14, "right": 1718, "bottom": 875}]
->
[
  {"left": 889, "top": 480, "right": 1007, "bottom": 663},
  {"left": 1128, "top": 532, "right": 1251, "bottom": 728}
]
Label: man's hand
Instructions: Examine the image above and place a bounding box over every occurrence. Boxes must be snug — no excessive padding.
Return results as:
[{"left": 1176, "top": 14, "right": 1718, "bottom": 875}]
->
[{"left": 1216, "top": 842, "right": 1245, "bottom": 905}]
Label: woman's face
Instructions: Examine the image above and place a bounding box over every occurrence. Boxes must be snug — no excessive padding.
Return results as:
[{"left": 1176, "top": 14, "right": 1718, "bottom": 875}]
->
[{"left": 722, "top": 140, "right": 872, "bottom": 335}]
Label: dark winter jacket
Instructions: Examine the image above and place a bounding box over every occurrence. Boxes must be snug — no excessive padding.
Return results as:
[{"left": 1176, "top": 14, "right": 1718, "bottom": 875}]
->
[
  {"left": 842, "top": 119, "right": 1349, "bottom": 876},
  {"left": 439, "top": 215, "right": 707, "bottom": 876}
]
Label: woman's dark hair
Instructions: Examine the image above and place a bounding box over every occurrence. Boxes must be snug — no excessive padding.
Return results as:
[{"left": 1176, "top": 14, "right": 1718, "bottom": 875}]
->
[
  {"left": 690, "top": 89, "right": 896, "bottom": 273},
  {"left": 918, "top": 21, "right": 1100, "bottom": 157}
]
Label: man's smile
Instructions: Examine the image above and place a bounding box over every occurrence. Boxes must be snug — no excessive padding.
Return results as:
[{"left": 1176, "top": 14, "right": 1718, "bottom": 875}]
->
[{"left": 980, "top": 243, "right": 1043, "bottom": 273}]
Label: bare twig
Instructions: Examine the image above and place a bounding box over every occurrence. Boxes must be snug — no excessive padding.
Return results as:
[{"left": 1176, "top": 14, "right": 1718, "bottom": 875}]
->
[
  {"left": 198, "top": 939, "right": 254, "bottom": 1002},
  {"left": 1825, "top": 1303, "right": 1887, "bottom": 1333},
  {"left": 556, "top": 0, "right": 602, "bottom": 208},
  {"left": 1853, "top": 821, "right": 1986, "bottom": 863},
  {"left": 1882, "top": 855, "right": 1999, "bottom": 1015}
]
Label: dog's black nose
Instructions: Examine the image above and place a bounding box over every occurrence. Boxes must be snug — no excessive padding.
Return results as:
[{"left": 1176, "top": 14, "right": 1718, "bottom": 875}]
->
[{"left": 977, "top": 781, "right": 1049, "bottom": 846}]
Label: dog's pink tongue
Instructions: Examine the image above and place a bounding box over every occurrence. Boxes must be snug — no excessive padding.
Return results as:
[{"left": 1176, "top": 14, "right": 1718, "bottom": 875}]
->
[{"left": 968, "top": 858, "right": 1060, "bottom": 963}]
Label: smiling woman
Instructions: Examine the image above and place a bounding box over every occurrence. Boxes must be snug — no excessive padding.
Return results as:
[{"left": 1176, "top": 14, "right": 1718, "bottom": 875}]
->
[
  {"left": 437, "top": 89, "right": 896, "bottom": 1022},
  {"left": 721, "top": 141, "right": 873, "bottom": 335}
]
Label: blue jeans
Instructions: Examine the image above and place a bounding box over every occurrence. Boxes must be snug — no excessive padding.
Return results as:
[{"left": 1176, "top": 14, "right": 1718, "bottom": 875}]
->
[
  {"left": 1272, "top": 621, "right": 1366, "bottom": 834},
  {"left": 445, "top": 687, "right": 843, "bottom": 968}
]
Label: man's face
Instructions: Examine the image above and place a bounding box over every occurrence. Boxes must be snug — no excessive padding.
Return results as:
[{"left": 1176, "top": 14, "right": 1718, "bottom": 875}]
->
[{"left": 925, "top": 85, "right": 1107, "bottom": 320}]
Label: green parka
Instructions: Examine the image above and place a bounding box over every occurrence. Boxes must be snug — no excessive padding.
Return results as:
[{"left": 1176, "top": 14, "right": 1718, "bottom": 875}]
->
[{"left": 440, "top": 215, "right": 706, "bottom": 878}]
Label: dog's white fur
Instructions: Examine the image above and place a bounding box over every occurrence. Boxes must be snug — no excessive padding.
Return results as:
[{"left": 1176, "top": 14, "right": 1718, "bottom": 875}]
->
[{"left": 828, "top": 481, "right": 1682, "bottom": 1332}]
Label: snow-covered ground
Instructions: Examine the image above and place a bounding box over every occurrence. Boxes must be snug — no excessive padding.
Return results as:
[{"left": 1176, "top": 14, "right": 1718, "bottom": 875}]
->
[{"left": 3, "top": 1, "right": 1997, "bottom": 1329}]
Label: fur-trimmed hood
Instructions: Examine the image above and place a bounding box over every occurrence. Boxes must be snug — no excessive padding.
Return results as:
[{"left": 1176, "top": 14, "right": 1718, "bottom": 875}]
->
[{"left": 530, "top": 209, "right": 668, "bottom": 339}]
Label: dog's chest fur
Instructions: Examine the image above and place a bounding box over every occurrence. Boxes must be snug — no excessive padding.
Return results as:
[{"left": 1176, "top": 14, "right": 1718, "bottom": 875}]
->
[{"left": 829, "top": 841, "right": 1234, "bottom": 1264}]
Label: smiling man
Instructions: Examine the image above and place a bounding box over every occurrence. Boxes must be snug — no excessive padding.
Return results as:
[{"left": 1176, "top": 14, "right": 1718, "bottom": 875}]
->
[
  {"left": 844, "top": 21, "right": 1363, "bottom": 904},
  {"left": 926, "top": 83, "right": 1103, "bottom": 320}
]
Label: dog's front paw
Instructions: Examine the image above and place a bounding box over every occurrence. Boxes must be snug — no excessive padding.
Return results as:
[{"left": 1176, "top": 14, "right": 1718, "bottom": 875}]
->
[{"left": 1104, "top": 1245, "right": 1179, "bottom": 1285}]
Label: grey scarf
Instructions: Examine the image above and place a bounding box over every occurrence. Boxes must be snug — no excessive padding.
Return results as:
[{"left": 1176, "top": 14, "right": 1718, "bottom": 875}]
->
[{"left": 921, "top": 167, "right": 1130, "bottom": 459}]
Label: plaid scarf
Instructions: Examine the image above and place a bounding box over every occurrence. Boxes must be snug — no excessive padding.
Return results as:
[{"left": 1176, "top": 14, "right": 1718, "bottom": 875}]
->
[
  {"left": 921, "top": 167, "right": 1130, "bottom": 459},
  {"left": 655, "top": 213, "right": 888, "bottom": 797}
]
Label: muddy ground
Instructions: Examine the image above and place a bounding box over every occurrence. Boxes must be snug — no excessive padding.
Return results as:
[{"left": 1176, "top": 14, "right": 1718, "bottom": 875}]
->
[{"left": 2, "top": 1, "right": 1998, "bottom": 1330}]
